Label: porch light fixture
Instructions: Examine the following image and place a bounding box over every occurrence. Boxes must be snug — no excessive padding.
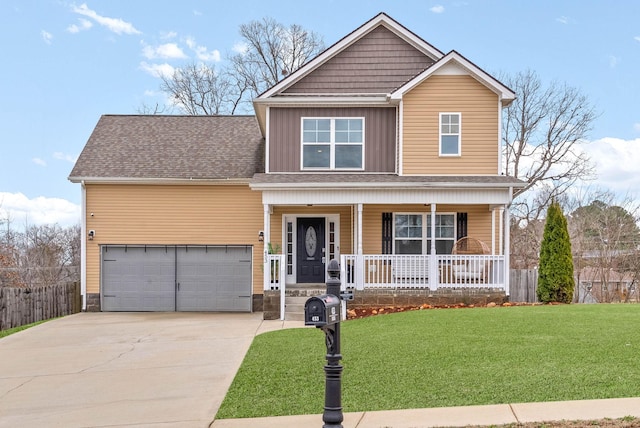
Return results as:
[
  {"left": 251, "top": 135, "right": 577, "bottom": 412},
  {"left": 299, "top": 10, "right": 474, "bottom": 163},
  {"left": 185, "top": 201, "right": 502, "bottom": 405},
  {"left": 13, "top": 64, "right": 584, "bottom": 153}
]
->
[
  {"left": 88, "top": 230, "right": 95, "bottom": 240},
  {"left": 258, "top": 230, "right": 264, "bottom": 242}
]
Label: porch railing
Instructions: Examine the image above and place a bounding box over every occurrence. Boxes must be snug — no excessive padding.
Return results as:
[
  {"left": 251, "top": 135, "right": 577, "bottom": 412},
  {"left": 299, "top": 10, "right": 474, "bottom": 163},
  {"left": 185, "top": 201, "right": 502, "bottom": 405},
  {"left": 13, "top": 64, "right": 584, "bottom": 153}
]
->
[
  {"left": 340, "top": 254, "right": 506, "bottom": 291},
  {"left": 264, "top": 254, "right": 286, "bottom": 320}
]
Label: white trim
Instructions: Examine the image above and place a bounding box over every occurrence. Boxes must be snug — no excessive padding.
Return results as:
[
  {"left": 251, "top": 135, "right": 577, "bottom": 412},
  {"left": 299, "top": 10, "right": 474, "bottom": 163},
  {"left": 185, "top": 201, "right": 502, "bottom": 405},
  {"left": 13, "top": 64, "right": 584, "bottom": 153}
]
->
[
  {"left": 258, "top": 13, "right": 443, "bottom": 99},
  {"left": 265, "top": 107, "right": 270, "bottom": 174},
  {"left": 282, "top": 214, "right": 340, "bottom": 284},
  {"left": 300, "top": 117, "right": 365, "bottom": 171},
  {"left": 390, "top": 51, "right": 515, "bottom": 102},
  {"left": 439, "top": 112, "right": 462, "bottom": 156},
  {"left": 397, "top": 101, "right": 403, "bottom": 175},
  {"left": 81, "top": 181, "right": 87, "bottom": 310},
  {"left": 498, "top": 100, "right": 503, "bottom": 174},
  {"left": 68, "top": 177, "right": 252, "bottom": 185}
]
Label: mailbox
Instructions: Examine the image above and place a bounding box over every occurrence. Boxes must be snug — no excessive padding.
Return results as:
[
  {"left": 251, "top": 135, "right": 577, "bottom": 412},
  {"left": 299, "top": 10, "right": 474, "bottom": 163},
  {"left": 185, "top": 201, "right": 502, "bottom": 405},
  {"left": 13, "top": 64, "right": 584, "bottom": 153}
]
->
[{"left": 304, "top": 294, "right": 341, "bottom": 327}]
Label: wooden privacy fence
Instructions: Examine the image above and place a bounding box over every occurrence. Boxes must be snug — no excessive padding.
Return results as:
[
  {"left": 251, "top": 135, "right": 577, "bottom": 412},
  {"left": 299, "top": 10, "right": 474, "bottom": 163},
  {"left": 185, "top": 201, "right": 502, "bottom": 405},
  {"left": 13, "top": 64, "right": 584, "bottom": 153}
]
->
[
  {"left": 509, "top": 269, "right": 539, "bottom": 303},
  {"left": 0, "top": 282, "right": 81, "bottom": 330}
]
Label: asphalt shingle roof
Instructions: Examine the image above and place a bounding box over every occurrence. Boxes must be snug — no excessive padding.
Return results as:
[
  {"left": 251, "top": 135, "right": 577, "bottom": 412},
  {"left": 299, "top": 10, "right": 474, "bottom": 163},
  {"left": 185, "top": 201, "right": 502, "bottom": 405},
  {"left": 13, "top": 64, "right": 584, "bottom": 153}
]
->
[{"left": 69, "top": 115, "right": 264, "bottom": 181}]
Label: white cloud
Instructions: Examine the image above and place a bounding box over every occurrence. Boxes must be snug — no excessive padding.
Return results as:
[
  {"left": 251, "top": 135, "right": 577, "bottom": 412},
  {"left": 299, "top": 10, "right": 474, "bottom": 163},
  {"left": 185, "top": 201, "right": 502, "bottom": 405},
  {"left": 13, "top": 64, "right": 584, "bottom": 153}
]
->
[
  {"left": 609, "top": 55, "right": 619, "bottom": 68},
  {"left": 0, "top": 192, "right": 80, "bottom": 228},
  {"left": 142, "top": 42, "right": 187, "bottom": 60},
  {"left": 193, "top": 10, "right": 203, "bottom": 16},
  {"left": 185, "top": 37, "right": 220, "bottom": 62},
  {"left": 139, "top": 61, "right": 175, "bottom": 78},
  {"left": 578, "top": 137, "right": 640, "bottom": 198},
  {"left": 430, "top": 5, "right": 445, "bottom": 13},
  {"left": 32, "top": 158, "right": 47, "bottom": 167},
  {"left": 556, "top": 16, "right": 569, "bottom": 24},
  {"left": 160, "top": 30, "right": 177, "bottom": 40},
  {"left": 633, "top": 123, "right": 640, "bottom": 133},
  {"left": 41, "top": 30, "right": 53, "bottom": 44},
  {"left": 72, "top": 3, "right": 141, "bottom": 35},
  {"left": 67, "top": 18, "right": 93, "bottom": 33},
  {"left": 635, "top": 36, "right": 640, "bottom": 43},
  {"left": 232, "top": 42, "right": 248, "bottom": 54},
  {"left": 53, "top": 152, "right": 77, "bottom": 163}
]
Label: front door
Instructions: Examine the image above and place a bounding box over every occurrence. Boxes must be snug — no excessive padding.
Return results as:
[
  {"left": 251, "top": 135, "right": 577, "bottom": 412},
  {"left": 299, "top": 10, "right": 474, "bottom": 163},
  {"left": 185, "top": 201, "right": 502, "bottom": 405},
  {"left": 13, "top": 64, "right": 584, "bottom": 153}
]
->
[{"left": 297, "top": 217, "right": 326, "bottom": 283}]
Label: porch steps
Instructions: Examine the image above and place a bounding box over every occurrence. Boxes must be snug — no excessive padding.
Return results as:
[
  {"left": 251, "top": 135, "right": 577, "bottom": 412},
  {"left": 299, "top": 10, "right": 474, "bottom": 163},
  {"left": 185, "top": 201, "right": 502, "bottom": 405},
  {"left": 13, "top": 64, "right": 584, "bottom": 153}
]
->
[{"left": 284, "top": 288, "right": 326, "bottom": 321}]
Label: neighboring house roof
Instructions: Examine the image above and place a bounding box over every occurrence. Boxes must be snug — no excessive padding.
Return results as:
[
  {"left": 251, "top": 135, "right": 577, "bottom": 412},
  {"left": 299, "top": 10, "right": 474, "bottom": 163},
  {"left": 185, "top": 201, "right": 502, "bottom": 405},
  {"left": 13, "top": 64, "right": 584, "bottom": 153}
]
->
[
  {"left": 68, "top": 115, "right": 264, "bottom": 182},
  {"left": 577, "top": 266, "right": 634, "bottom": 284},
  {"left": 250, "top": 173, "right": 526, "bottom": 189}
]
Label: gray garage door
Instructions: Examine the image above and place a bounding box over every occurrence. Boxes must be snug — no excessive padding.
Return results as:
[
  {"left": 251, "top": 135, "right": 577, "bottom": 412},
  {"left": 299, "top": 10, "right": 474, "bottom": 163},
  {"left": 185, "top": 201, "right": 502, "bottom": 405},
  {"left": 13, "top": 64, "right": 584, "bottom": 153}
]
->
[{"left": 101, "top": 245, "right": 252, "bottom": 312}]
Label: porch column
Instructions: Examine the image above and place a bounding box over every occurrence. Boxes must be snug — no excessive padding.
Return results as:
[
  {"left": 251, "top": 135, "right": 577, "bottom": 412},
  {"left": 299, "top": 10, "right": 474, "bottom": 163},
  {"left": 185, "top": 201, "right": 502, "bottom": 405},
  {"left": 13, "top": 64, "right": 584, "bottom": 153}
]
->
[
  {"left": 430, "top": 203, "right": 438, "bottom": 290},
  {"left": 357, "top": 203, "right": 363, "bottom": 255},
  {"left": 504, "top": 203, "right": 511, "bottom": 296},
  {"left": 263, "top": 203, "right": 270, "bottom": 290}
]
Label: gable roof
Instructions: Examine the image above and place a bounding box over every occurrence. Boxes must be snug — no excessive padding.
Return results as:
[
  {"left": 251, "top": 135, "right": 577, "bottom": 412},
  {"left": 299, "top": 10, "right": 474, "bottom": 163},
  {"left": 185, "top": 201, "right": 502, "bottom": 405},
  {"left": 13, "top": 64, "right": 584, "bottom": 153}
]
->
[
  {"left": 68, "top": 115, "right": 264, "bottom": 183},
  {"left": 258, "top": 13, "right": 443, "bottom": 100},
  {"left": 390, "top": 50, "right": 516, "bottom": 104}
]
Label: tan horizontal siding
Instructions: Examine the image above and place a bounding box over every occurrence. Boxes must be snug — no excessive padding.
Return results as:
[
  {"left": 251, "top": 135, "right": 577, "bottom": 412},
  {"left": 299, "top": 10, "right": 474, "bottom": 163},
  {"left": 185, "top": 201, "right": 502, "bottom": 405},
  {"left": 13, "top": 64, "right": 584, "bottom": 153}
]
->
[
  {"left": 362, "top": 204, "right": 495, "bottom": 254},
  {"left": 85, "top": 184, "right": 264, "bottom": 295},
  {"left": 402, "top": 75, "right": 499, "bottom": 175}
]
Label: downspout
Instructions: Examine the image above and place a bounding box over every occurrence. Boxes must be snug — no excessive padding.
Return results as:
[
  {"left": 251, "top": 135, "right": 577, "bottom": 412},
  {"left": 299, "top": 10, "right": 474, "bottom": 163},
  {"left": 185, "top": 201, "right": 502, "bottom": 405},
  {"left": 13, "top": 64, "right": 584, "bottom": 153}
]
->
[{"left": 80, "top": 181, "right": 87, "bottom": 310}]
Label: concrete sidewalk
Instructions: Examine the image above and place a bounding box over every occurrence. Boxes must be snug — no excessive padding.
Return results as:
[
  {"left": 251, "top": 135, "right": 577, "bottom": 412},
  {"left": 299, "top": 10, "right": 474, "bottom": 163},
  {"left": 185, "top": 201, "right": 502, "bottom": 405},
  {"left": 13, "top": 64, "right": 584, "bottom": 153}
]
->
[{"left": 211, "top": 397, "right": 640, "bottom": 427}]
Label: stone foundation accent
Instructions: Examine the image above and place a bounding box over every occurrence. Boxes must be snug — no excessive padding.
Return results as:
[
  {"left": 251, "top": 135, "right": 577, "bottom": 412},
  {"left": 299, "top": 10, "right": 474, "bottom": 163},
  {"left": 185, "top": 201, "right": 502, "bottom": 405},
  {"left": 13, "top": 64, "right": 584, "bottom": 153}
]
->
[
  {"left": 349, "top": 288, "right": 507, "bottom": 309},
  {"left": 262, "top": 290, "right": 281, "bottom": 320},
  {"left": 85, "top": 293, "right": 101, "bottom": 312},
  {"left": 252, "top": 294, "right": 263, "bottom": 312}
]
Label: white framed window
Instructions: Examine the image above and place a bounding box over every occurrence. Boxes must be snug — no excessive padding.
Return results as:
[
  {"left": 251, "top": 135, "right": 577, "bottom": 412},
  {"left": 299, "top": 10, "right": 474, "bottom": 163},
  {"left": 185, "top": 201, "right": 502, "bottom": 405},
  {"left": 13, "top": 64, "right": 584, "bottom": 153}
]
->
[
  {"left": 393, "top": 213, "right": 456, "bottom": 254},
  {"left": 301, "top": 117, "right": 364, "bottom": 170},
  {"left": 439, "top": 113, "right": 461, "bottom": 156}
]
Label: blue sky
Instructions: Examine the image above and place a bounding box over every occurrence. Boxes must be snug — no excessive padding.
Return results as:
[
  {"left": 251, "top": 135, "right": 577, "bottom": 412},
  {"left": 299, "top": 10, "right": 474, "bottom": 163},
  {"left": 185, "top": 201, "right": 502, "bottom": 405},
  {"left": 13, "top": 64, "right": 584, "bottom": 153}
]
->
[{"left": 1, "top": 0, "right": 639, "bottom": 228}]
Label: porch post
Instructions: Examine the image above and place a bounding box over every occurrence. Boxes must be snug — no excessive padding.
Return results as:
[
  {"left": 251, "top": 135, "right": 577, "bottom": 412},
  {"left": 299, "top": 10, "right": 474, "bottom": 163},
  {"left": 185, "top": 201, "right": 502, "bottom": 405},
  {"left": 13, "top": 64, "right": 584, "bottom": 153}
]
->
[
  {"left": 356, "top": 203, "right": 365, "bottom": 290},
  {"left": 430, "top": 203, "right": 438, "bottom": 290},
  {"left": 357, "top": 203, "right": 363, "bottom": 256},
  {"left": 263, "top": 203, "right": 270, "bottom": 290},
  {"left": 504, "top": 201, "right": 511, "bottom": 296}
]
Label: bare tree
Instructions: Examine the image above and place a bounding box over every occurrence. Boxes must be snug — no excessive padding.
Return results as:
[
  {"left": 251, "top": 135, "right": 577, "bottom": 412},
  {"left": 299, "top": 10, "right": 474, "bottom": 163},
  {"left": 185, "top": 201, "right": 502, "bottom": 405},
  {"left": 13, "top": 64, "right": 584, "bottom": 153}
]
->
[
  {"left": 567, "top": 190, "right": 640, "bottom": 302},
  {"left": 150, "top": 18, "right": 324, "bottom": 116},
  {"left": 502, "top": 70, "right": 598, "bottom": 220},
  {"left": 159, "top": 63, "right": 245, "bottom": 115},
  {"left": 230, "top": 18, "right": 325, "bottom": 97}
]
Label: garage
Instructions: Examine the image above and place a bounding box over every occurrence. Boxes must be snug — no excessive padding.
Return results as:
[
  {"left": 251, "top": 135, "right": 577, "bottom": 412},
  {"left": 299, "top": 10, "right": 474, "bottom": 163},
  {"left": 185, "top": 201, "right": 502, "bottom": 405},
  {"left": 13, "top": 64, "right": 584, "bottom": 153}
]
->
[{"left": 101, "top": 245, "right": 252, "bottom": 312}]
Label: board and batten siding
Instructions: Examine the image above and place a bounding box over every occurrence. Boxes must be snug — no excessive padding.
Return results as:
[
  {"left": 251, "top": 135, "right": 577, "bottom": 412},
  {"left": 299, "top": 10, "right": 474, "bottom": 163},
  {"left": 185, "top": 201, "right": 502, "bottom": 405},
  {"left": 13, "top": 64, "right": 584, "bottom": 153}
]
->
[
  {"left": 362, "top": 204, "right": 495, "bottom": 254},
  {"left": 402, "top": 75, "right": 499, "bottom": 175},
  {"left": 269, "top": 107, "right": 396, "bottom": 173},
  {"left": 284, "top": 26, "right": 434, "bottom": 94},
  {"left": 84, "top": 184, "right": 264, "bottom": 296}
]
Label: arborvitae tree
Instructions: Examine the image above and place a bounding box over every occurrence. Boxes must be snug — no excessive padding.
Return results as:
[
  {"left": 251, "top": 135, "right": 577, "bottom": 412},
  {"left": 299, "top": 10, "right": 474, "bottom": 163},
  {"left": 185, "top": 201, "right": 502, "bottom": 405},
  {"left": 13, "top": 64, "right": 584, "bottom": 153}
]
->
[{"left": 537, "top": 201, "right": 575, "bottom": 303}]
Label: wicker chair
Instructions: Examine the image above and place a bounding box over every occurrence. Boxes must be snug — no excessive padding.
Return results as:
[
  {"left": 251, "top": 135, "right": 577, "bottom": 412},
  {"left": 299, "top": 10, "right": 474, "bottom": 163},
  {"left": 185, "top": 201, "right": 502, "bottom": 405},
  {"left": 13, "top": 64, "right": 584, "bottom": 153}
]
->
[{"left": 451, "top": 237, "right": 490, "bottom": 282}]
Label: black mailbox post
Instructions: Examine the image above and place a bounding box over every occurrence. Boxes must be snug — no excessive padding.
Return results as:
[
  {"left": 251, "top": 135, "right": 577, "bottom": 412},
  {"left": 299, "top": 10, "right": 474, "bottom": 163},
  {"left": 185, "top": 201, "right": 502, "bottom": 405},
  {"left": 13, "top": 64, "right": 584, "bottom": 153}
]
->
[{"left": 304, "top": 259, "right": 344, "bottom": 428}]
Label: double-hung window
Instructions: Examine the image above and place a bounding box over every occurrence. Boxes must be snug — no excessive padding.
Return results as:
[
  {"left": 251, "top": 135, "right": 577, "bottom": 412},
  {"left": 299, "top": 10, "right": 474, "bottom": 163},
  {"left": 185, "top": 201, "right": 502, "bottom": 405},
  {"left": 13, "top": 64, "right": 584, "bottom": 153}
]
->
[
  {"left": 302, "top": 118, "right": 364, "bottom": 169},
  {"left": 393, "top": 213, "right": 456, "bottom": 254},
  {"left": 439, "top": 113, "right": 461, "bottom": 156}
]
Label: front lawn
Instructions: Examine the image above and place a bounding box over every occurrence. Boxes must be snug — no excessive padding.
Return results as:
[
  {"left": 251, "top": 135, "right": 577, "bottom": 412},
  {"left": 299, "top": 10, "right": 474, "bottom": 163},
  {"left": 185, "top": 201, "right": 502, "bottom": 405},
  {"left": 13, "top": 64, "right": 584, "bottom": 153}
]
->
[{"left": 216, "top": 304, "right": 640, "bottom": 419}]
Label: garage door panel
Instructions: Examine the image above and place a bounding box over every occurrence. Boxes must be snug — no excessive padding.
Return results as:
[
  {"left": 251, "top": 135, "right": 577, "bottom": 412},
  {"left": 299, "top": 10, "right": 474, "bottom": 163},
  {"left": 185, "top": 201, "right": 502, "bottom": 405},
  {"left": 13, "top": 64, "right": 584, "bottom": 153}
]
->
[
  {"left": 102, "top": 246, "right": 176, "bottom": 311},
  {"left": 102, "top": 245, "right": 252, "bottom": 312},
  {"left": 176, "top": 246, "right": 252, "bottom": 312}
]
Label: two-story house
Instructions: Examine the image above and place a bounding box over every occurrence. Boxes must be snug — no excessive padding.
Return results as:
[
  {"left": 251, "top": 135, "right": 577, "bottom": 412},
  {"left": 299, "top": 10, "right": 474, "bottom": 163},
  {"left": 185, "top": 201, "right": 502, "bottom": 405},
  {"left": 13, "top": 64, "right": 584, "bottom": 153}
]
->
[{"left": 69, "top": 13, "right": 524, "bottom": 317}]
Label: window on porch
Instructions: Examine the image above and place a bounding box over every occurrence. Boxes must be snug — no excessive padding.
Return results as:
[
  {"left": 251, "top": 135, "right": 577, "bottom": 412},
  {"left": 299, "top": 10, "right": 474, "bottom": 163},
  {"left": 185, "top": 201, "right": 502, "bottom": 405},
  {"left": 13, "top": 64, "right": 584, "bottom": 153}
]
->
[{"left": 393, "top": 213, "right": 456, "bottom": 254}]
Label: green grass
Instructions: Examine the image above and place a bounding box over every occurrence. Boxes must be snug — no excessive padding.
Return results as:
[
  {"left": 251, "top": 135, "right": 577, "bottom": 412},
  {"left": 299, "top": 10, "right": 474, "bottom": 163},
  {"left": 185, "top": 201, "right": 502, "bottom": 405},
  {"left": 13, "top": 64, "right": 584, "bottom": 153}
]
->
[
  {"left": 216, "top": 304, "right": 640, "bottom": 419},
  {"left": 0, "top": 320, "right": 46, "bottom": 338}
]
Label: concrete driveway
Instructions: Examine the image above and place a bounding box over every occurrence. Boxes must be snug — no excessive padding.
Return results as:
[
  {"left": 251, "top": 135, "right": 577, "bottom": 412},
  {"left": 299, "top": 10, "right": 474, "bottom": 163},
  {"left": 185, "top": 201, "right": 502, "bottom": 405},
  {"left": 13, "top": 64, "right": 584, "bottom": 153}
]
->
[{"left": 0, "top": 312, "right": 284, "bottom": 428}]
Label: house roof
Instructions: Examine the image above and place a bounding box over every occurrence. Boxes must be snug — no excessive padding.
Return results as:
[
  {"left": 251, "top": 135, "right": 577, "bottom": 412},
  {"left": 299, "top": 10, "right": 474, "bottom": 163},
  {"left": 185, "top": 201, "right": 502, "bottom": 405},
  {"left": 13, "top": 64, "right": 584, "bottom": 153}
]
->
[
  {"left": 68, "top": 115, "right": 264, "bottom": 183},
  {"left": 390, "top": 50, "right": 516, "bottom": 105},
  {"left": 250, "top": 173, "right": 526, "bottom": 189}
]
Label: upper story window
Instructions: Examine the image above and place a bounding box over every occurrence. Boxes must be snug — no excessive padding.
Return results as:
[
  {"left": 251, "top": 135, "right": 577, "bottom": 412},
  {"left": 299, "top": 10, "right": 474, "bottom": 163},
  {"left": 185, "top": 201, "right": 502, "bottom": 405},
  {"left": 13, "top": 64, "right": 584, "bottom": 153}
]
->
[
  {"left": 302, "top": 118, "right": 364, "bottom": 170},
  {"left": 393, "top": 213, "right": 456, "bottom": 254},
  {"left": 439, "top": 113, "right": 461, "bottom": 156}
]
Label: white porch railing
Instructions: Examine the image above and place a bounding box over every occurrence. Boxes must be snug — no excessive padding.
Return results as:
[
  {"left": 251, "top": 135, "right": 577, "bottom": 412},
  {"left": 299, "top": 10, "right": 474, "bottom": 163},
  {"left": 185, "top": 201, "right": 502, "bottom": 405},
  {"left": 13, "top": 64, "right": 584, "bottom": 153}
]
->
[
  {"left": 340, "top": 254, "right": 506, "bottom": 291},
  {"left": 264, "top": 254, "right": 286, "bottom": 320}
]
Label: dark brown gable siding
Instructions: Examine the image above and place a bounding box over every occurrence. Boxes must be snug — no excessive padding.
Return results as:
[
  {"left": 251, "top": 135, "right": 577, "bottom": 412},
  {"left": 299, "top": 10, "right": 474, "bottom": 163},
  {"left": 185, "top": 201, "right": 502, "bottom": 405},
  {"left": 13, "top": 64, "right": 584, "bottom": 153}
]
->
[
  {"left": 283, "top": 26, "right": 433, "bottom": 94},
  {"left": 269, "top": 107, "right": 396, "bottom": 173}
]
